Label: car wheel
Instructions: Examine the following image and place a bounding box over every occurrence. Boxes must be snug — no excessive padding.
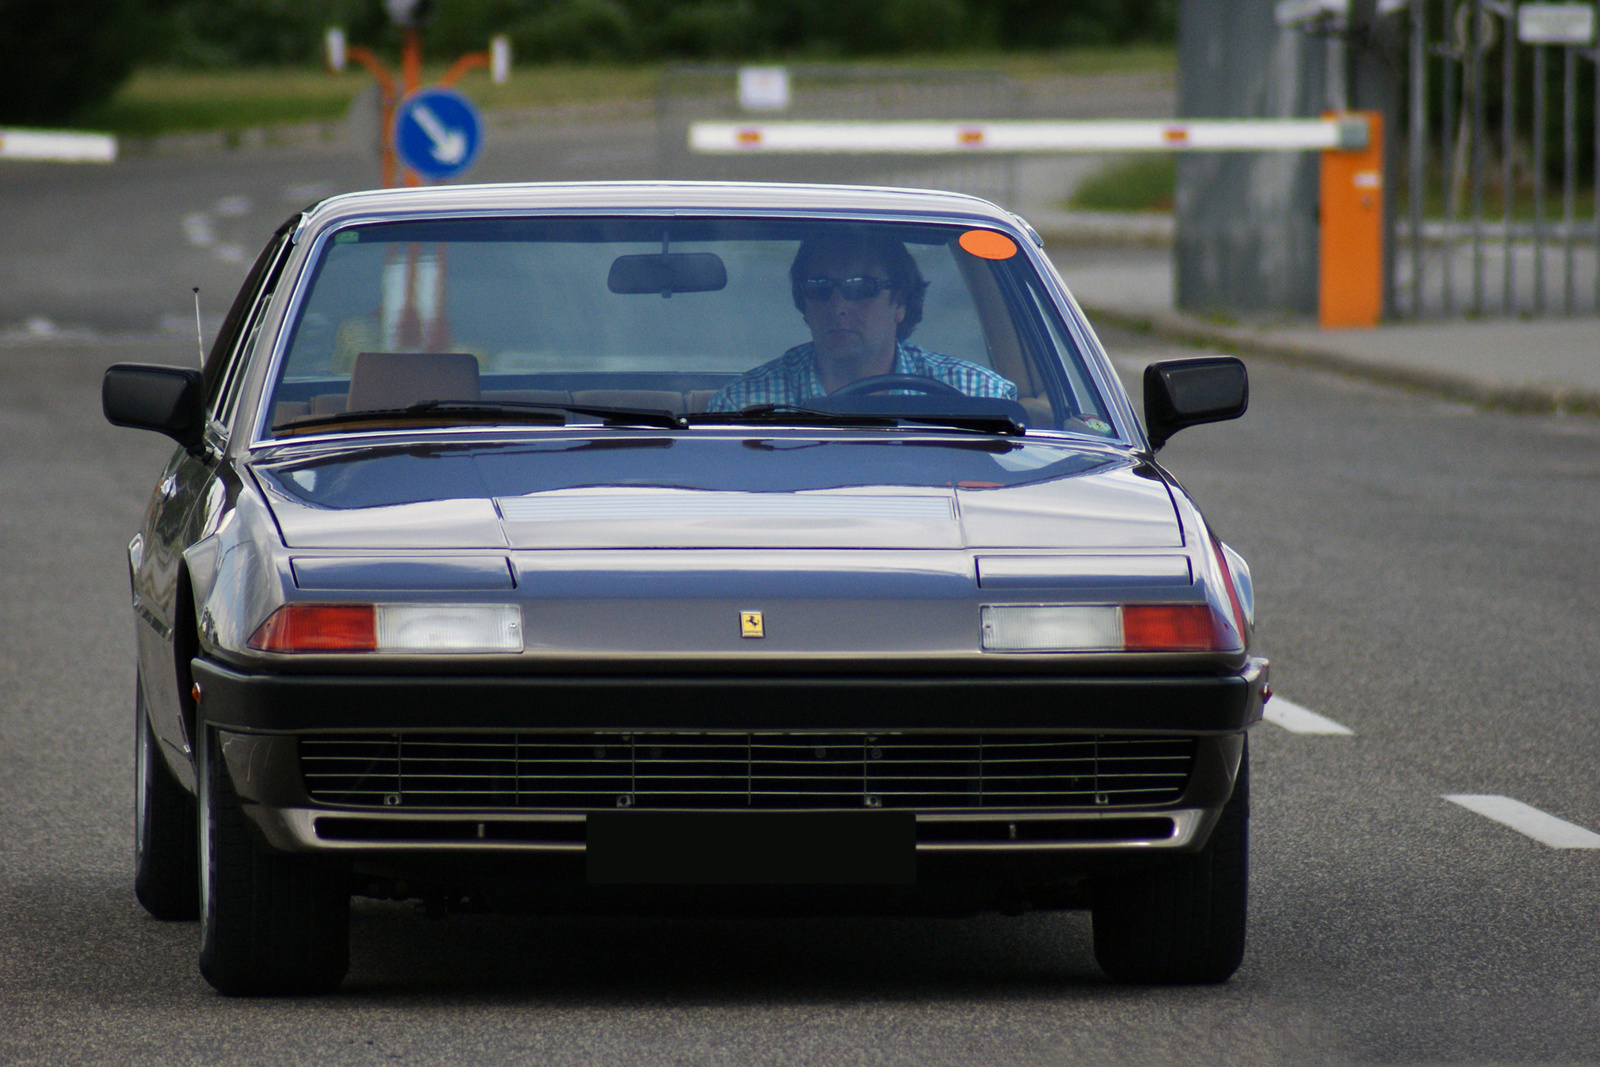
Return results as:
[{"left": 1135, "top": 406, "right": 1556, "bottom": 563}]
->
[
  {"left": 1091, "top": 738, "right": 1248, "bottom": 984},
  {"left": 197, "top": 724, "right": 349, "bottom": 996},
  {"left": 134, "top": 675, "right": 199, "bottom": 920}
]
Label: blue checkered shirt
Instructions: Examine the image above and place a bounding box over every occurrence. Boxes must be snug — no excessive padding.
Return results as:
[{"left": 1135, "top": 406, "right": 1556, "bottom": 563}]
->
[{"left": 707, "top": 340, "right": 1018, "bottom": 412}]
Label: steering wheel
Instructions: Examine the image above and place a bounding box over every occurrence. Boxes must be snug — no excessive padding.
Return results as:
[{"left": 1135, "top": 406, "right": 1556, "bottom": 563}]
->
[{"left": 830, "top": 374, "right": 965, "bottom": 398}]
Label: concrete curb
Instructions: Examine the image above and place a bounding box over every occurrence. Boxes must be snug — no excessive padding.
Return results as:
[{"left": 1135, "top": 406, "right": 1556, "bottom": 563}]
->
[{"left": 1082, "top": 303, "right": 1600, "bottom": 417}]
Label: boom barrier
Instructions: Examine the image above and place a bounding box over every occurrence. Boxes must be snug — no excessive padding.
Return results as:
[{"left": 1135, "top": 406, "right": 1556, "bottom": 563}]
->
[
  {"left": 690, "top": 117, "right": 1370, "bottom": 155},
  {"left": 691, "top": 113, "right": 1384, "bottom": 329}
]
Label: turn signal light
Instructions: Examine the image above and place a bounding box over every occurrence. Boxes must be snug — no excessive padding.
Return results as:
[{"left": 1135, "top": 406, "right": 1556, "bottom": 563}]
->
[
  {"left": 1121, "top": 603, "right": 1221, "bottom": 651},
  {"left": 248, "top": 604, "right": 522, "bottom": 653},
  {"left": 249, "top": 604, "right": 375, "bottom": 652}
]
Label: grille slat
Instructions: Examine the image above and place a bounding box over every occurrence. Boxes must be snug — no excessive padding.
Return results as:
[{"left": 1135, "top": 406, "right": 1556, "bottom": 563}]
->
[{"left": 299, "top": 733, "right": 1196, "bottom": 810}]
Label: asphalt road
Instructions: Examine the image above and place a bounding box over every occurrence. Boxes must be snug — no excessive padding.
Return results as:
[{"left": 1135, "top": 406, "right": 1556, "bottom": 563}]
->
[{"left": 4, "top": 106, "right": 1600, "bottom": 1065}]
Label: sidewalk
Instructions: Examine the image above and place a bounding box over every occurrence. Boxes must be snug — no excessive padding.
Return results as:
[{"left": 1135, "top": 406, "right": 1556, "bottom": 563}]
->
[{"left": 1050, "top": 245, "right": 1600, "bottom": 416}]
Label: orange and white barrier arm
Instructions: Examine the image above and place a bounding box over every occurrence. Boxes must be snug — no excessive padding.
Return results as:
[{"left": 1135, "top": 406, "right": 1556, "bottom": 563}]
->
[{"left": 690, "top": 118, "right": 1370, "bottom": 154}]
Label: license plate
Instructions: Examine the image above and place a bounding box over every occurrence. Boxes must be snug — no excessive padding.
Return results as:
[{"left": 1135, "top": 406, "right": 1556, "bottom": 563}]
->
[{"left": 586, "top": 811, "right": 916, "bottom": 884}]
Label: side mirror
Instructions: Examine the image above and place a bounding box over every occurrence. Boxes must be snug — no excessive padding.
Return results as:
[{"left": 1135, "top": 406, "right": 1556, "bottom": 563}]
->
[
  {"left": 1143, "top": 356, "right": 1248, "bottom": 451},
  {"left": 103, "top": 363, "right": 206, "bottom": 451}
]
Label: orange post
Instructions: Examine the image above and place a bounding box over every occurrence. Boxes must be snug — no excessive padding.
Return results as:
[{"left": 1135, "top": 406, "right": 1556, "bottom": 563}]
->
[
  {"left": 439, "top": 52, "right": 490, "bottom": 88},
  {"left": 400, "top": 28, "right": 423, "bottom": 186},
  {"left": 1319, "top": 110, "right": 1384, "bottom": 329}
]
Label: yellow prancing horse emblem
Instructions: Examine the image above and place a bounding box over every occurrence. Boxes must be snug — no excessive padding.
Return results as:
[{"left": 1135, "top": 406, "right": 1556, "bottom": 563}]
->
[{"left": 740, "top": 611, "right": 765, "bottom": 638}]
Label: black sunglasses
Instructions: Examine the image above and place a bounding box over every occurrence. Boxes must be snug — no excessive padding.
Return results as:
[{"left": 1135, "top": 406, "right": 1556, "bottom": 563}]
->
[{"left": 802, "top": 275, "right": 894, "bottom": 302}]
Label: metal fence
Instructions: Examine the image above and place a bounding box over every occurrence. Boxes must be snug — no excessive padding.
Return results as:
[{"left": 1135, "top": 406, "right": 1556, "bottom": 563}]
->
[
  {"left": 656, "top": 65, "right": 1023, "bottom": 209},
  {"left": 1401, "top": 0, "right": 1599, "bottom": 318}
]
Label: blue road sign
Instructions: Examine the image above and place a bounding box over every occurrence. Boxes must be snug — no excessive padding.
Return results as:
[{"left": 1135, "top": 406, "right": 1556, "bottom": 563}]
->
[{"left": 393, "top": 87, "right": 482, "bottom": 181}]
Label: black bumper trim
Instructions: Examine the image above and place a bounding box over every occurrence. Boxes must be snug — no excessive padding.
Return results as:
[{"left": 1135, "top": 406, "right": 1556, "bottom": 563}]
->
[{"left": 192, "top": 658, "right": 1266, "bottom": 733}]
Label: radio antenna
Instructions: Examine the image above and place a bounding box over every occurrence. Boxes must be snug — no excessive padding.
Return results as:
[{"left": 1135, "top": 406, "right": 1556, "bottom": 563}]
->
[{"left": 192, "top": 287, "right": 205, "bottom": 365}]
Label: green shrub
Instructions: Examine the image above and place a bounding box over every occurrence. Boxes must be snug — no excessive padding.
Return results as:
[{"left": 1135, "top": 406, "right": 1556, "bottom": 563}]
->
[
  {"left": 1069, "top": 155, "right": 1176, "bottom": 213},
  {"left": 0, "top": 0, "right": 155, "bottom": 123}
]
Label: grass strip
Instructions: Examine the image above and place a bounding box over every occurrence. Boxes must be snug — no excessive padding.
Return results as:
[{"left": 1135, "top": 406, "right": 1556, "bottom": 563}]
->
[{"left": 72, "top": 45, "right": 1174, "bottom": 138}]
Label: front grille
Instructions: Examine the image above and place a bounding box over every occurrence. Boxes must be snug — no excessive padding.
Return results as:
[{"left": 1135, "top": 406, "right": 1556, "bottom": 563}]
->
[{"left": 300, "top": 733, "right": 1196, "bottom": 811}]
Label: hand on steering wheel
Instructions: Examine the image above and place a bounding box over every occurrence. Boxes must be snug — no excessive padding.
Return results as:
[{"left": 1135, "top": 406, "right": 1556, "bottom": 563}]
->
[{"left": 830, "top": 374, "right": 965, "bottom": 398}]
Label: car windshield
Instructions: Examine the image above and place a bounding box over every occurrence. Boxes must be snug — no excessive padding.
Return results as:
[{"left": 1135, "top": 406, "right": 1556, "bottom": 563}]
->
[{"left": 264, "top": 217, "right": 1115, "bottom": 438}]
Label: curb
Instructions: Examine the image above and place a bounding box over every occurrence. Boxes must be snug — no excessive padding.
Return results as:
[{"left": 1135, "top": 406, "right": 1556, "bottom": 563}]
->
[{"left": 1081, "top": 304, "right": 1600, "bottom": 417}]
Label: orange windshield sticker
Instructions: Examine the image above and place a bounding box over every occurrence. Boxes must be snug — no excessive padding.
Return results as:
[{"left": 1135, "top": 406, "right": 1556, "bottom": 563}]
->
[{"left": 958, "top": 229, "right": 1018, "bottom": 260}]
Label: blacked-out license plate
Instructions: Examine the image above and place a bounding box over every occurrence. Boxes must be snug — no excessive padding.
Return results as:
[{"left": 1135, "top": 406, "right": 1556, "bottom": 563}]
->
[{"left": 586, "top": 811, "right": 916, "bottom": 885}]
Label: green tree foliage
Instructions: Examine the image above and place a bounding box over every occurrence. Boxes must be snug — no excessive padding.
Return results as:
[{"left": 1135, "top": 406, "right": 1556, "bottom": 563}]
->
[{"left": 0, "top": 0, "right": 156, "bottom": 123}]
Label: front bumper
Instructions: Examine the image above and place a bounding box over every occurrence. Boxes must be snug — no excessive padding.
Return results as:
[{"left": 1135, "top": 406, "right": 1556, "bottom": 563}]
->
[
  {"left": 193, "top": 657, "right": 1264, "bottom": 886},
  {"left": 191, "top": 657, "right": 1268, "bottom": 733}
]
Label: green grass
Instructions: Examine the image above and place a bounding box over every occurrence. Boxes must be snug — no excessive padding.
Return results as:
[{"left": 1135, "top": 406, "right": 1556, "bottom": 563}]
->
[
  {"left": 76, "top": 62, "right": 666, "bottom": 136},
  {"left": 1068, "top": 154, "right": 1175, "bottom": 213},
  {"left": 70, "top": 44, "right": 1174, "bottom": 138},
  {"left": 1067, "top": 154, "right": 1595, "bottom": 218}
]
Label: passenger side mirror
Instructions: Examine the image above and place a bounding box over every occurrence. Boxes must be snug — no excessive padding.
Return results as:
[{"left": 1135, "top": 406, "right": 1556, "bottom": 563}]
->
[
  {"left": 103, "top": 363, "right": 206, "bottom": 451},
  {"left": 1143, "top": 356, "right": 1248, "bottom": 451}
]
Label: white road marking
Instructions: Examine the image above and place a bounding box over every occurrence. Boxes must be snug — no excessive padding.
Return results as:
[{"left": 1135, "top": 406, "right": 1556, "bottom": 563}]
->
[
  {"left": 214, "top": 195, "right": 252, "bottom": 217},
  {"left": 1263, "top": 697, "right": 1354, "bottom": 735},
  {"left": 1443, "top": 795, "right": 1600, "bottom": 849},
  {"left": 181, "top": 212, "right": 215, "bottom": 247}
]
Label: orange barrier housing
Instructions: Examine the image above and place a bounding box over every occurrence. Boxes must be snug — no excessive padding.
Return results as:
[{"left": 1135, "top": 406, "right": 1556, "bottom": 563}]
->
[{"left": 1319, "top": 111, "right": 1384, "bottom": 329}]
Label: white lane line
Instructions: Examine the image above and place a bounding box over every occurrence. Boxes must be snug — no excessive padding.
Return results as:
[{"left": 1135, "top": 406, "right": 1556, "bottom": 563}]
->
[
  {"left": 1263, "top": 697, "right": 1354, "bottom": 735},
  {"left": 1443, "top": 795, "right": 1600, "bottom": 849}
]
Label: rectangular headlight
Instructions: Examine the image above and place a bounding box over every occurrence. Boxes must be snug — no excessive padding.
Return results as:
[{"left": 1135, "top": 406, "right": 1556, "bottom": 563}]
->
[
  {"left": 375, "top": 604, "right": 523, "bottom": 653},
  {"left": 981, "top": 605, "right": 1121, "bottom": 651}
]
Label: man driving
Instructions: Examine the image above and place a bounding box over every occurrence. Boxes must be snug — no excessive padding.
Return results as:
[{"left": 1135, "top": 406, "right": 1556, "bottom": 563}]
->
[{"left": 707, "top": 231, "right": 1017, "bottom": 412}]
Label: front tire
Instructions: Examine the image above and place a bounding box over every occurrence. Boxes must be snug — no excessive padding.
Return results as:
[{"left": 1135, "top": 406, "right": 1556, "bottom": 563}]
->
[
  {"left": 135, "top": 676, "right": 199, "bottom": 920},
  {"left": 197, "top": 725, "right": 350, "bottom": 996},
  {"left": 1091, "top": 739, "right": 1249, "bottom": 984}
]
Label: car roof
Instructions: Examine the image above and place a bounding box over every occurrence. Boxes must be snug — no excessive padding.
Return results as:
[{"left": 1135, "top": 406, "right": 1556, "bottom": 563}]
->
[{"left": 296, "top": 181, "right": 1026, "bottom": 238}]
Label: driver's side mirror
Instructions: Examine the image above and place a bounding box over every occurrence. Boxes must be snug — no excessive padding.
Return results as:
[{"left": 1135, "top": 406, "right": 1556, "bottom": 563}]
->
[
  {"left": 1142, "top": 356, "right": 1248, "bottom": 451},
  {"left": 103, "top": 363, "right": 206, "bottom": 451}
]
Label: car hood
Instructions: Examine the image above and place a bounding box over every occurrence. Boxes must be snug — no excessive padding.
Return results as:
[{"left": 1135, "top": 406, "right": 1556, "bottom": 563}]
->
[{"left": 251, "top": 434, "right": 1180, "bottom": 551}]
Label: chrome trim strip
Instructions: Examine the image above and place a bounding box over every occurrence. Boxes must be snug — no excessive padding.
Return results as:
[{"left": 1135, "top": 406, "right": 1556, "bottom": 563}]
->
[{"left": 257, "top": 806, "right": 1205, "bottom": 853}]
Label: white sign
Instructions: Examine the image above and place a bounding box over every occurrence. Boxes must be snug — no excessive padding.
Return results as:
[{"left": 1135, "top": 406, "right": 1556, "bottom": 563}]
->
[
  {"left": 1518, "top": 3, "right": 1596, "bottom": 44},
  {"left": 490, "top": 34, "right": 511, "bottom": 85},
  {"left": 738, "top": 67, "right": 790, "bottom": 112},
  {"left": 1275, "top": 0, "right": 1346, "bottom": 28}
]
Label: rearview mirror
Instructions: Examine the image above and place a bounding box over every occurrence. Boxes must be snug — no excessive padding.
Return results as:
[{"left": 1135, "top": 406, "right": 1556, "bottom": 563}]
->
[
  {"left": 103, "top": 363, "right": 206, "bottom": 450},
  {"left": 1143, "top": 356, "right": 1248, "bottom": 450},
  {"left": 607, "top": 252, "right": 727, "bottom": 297}
]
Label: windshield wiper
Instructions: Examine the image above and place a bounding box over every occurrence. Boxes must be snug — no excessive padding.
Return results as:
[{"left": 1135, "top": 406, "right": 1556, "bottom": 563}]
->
[
  {"left": 273, "top": 399, "right": 685, "bottom": 435},
  {"left": 688, "top": 404, "right": 1024, "bottom": 436}
]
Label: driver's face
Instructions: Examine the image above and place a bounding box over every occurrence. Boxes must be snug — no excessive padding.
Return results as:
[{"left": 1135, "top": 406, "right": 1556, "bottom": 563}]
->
[{"left": 800, "top": 247, "right": 905, "bottom": 380}]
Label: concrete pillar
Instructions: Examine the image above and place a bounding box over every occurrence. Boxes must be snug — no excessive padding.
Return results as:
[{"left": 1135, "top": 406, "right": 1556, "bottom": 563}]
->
[{"left": 1175, "top": 0, "right": 1327, "bottom": 316}]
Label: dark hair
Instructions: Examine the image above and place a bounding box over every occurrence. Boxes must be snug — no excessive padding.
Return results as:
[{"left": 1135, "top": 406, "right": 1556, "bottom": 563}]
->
[{"left": 789, "top": 232, "right": 928, "bottom": 340}]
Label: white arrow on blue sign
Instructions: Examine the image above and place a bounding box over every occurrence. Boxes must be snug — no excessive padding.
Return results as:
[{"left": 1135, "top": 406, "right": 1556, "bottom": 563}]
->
[{"left": 393, "top": 87, "right": 483, "bottom": 181}]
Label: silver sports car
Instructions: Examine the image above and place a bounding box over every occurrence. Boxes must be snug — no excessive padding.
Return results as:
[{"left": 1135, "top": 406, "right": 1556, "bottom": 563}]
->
[{"left": 104, "top": 182, "right": 1263, "bottom": 995}]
